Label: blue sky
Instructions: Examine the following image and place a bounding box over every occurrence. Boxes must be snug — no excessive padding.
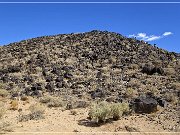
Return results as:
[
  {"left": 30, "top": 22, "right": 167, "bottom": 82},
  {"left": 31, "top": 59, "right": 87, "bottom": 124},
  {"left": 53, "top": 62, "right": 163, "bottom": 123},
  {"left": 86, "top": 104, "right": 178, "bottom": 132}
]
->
[{"left": 0, "top": 1, "right": 180, "bottom": 52}]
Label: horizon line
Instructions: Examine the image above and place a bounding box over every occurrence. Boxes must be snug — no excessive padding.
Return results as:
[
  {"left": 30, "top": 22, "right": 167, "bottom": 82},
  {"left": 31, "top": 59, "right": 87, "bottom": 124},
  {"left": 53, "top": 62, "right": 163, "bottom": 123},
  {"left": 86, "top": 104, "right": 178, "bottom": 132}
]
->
[{"left": 0, "top": 2, "right": 180, "bottom": 4}]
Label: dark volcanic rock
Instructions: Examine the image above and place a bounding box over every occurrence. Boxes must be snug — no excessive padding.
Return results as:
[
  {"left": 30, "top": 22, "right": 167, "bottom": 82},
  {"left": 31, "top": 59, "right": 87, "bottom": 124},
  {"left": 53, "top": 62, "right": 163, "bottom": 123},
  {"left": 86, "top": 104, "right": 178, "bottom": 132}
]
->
[
  {"left": 132, "top": 95, "right": 158, "bottom": 113},
  {"left": 91, "top": 89, "right": 105, "bottom": 99},
  {"left": 142, "top": 63, "right": 164, "bottom": 75}
]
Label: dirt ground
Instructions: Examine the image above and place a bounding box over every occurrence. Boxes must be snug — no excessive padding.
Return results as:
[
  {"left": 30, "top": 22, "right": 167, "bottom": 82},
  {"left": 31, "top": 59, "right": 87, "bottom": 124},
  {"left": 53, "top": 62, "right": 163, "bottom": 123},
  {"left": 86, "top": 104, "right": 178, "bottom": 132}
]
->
[{"left": 0, "top": 97, "right": 179, "bottom": 135}]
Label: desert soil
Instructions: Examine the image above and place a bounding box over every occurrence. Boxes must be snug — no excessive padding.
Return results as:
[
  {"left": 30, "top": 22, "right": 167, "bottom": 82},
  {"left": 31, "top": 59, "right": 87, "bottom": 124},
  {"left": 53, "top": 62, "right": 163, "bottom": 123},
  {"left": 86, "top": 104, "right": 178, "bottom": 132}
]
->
[{"left": 1, "top": 97, "right": 179, "bottom": 135}]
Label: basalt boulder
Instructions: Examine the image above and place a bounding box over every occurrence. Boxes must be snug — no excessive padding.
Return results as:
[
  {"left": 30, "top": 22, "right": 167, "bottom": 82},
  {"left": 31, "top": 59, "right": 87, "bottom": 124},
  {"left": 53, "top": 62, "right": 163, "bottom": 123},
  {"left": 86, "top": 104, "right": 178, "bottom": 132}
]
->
[{"left": 132, "top": 95, "right": 158, "bottom": 113}]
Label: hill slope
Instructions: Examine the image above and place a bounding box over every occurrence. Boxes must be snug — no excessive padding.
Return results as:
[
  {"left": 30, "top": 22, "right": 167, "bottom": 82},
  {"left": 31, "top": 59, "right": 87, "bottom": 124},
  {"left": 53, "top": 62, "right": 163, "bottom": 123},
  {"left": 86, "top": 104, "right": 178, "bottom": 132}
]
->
[{"left": 0, "top": 30, "right": 179, "bottom": 97}]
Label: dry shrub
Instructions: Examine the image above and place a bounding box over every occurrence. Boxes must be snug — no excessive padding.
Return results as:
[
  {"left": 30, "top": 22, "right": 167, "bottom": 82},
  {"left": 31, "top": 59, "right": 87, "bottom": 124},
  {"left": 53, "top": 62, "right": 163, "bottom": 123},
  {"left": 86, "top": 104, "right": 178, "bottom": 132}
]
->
[
  {"left": 19, "top": 103, "right": 45, "bottom": 122},
  {"left": 128, "top": 79, "right": 141, "bottom": 88},
  {"left": 29, "top": 103, "right": 45, "bottom": 120},
  {"left": 0, "top": 89, "right": 9, "bottom": 97},
  {"left": 0, "top": 121, "right": 13, "bottom": 132},
  {"left": 164, "top": 68, "right": 176, "bottom": 76},
  {"left": 29, "top": 103, "right": 45, "bottom": 115},
  {"left": 40, "top": 96, "right": 65, "bottom": 107},
  {"left": 129, "top": 64, "right": 139, "bottom": 70},
  {"left": 125, "top": 88, "right": 134, "bottom": 98},
  {"left": 10, "top": 100, "right": 18, "bottom": 110},
  {"left": 0, "top": 102, "right": 6, "bottom": 119},
  {"left": 171, "top": 82, "right": 180, "bottom": 90},
  {"left": 164, "top": 93, "right": 178, "bottom": 105}
]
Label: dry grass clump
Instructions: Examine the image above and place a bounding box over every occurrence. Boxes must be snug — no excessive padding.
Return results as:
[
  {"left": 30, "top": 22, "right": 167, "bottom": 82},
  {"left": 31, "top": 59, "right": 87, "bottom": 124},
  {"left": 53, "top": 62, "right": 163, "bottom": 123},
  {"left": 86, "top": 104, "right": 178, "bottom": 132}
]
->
[
  {"left": 40, "top": 95, "right": 66, "bottom": 107},
  {"left": 0, "top": 121, "right": 13, "bottom": 132},
  {"left": 125, "top": 88, "right": 134, "bottom": 98},
  {"left": 19, "top": 103, "right": 45, "bottom": 122},
  {"left": 88, "top": 102, "right": 130, "bottom": 123},
  {"left": 0, "top": 102, "right": 6, "bottom": 119},
  {"left": 164, "top": 93, "right": 178, "bottom": 105},
  {"left": 164, "top": 68, "right": 176, "bottom": 76},
  {"left": 171, "top": 82, "right": 180, "bottom": 90},
  {"left": 0, "top": 102, "right": 12, "bottom": 132},
  {"left": 0, "top": 89, "right": 9, "bottom": 97},
  {"left": 10, "top": 100, "right": 18, "bottom": 110},
  {"left": 128, "top": 79, "right": 141, "bottom": 88},
  {"left": 29, "top": 103, "right": 45, "bottom": 116}
]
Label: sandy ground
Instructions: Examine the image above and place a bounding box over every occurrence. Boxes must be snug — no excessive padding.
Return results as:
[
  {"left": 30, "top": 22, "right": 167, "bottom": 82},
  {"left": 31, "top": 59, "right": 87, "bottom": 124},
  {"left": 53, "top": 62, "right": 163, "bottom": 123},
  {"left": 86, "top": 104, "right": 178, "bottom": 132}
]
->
[{"left": 0, "top": 97, "right": 179, "bottom": 135}]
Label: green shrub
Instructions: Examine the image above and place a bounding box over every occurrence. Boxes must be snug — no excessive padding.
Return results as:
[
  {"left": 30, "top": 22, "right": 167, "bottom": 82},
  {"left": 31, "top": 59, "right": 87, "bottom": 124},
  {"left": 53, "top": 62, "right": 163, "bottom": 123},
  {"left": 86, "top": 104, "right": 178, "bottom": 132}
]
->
[
  {"left": 88, "top": 102, "right": 130, "bottom": 123},
  {"left": 110, "top": 102, "right": 129, "bottom": 120},
  {"left": 89, "top": 102, "right": 111, "bottom": 123}
]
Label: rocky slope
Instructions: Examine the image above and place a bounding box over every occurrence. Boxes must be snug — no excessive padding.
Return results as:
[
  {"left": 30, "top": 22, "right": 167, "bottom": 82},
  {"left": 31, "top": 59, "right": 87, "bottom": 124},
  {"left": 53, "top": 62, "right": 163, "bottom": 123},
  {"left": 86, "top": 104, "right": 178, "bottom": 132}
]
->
[
  {"left": 0, "top": 30, "right": 179, "bottom": 131},
  {"left": 0, "top": 30, "right": 179, "bottom": 95}
]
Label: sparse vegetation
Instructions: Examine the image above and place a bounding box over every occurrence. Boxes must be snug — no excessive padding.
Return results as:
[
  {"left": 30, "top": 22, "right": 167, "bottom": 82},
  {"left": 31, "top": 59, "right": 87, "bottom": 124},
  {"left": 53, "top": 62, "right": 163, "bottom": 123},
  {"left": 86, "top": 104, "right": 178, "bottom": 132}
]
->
[
  {"left": 19, "top": 103, "right": 45, "bottom": 122},
  {"left": 0, "top": 121, "right": 13, "bottom": 132},
  {"left": 40, "top": 96, "right": 66, "bottom": 107},
  {"left": 29, "top": 103, "right": 45, "bottom": 116}
]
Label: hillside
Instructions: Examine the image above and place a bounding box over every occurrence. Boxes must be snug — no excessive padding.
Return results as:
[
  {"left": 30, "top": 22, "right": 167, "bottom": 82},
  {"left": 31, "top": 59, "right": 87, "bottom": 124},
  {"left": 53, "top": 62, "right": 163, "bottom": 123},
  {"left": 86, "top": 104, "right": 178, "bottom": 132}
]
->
[{"left": 0, "top": 30, "right": 179, "bottom": 133}]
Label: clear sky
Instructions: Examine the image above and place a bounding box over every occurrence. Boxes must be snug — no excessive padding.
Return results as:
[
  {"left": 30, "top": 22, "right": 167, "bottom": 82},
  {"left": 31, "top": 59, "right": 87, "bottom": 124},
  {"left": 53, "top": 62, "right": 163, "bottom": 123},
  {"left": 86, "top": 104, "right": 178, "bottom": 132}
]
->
[{"left": 0, "top": 0, "right": 179, "bottom": 52}]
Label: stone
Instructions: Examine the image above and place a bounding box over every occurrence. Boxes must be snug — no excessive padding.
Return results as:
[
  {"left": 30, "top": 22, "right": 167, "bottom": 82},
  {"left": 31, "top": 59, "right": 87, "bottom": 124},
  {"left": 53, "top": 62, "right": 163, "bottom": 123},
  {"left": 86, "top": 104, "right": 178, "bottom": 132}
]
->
[
  {"left": 132, "top": 95, "right": 158, "bottom": 113},
  {"left": 45, "top": 82, "right": 55, "bottom": 92},
  {"left": 142, "top": 63, "right": 164, "bottom": 75},
  {"left": 91, "top": 89, "right": 105, "bottom": 99},
  {"left": 64, "top": 72, "right": 73, "bottom": 79}
]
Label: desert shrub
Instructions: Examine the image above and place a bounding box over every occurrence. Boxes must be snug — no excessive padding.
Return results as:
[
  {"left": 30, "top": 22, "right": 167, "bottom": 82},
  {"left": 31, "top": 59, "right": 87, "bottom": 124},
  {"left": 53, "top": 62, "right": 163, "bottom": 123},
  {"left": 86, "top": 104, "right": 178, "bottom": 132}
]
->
[
  {"left": 88, "top": 101, "right": 111, "bottom": 123},
  {"left": 125, "top": 88, "right": 134, "bottom": 98},
  {"left": 66, "top": 100, "right": 89, "bottom": 110},
  {"left": 171, "top": 82, "right": 180, "bottom": 90},
  {"left": 19, "top": 103, "right": 45, "bottom": 122},
  {"left": 29, "top": 103, "right": 45, "bottom": 114},
  {"left": 110, "top": 102, "right": 129, "bottom": 120},
  {"left": 164, "top": 68, "right": 176, "bottom": 76},
  {"left": 88, "top": 102, "right": 130, "bottom": 123},
  {"left": 128, "top": 79, "right": 141, "bottom": 88},
  {"left": 129, "top": 64, "right": 139, "bottom": 70},
  {"left": 164, "top": 93, "right": 178, "bottom": 105},
  {"left": 40, "top": 96, "right": 65, "bottom": 107},
  {"left": 0, "top": 121, "right": 13, "bottom": 132},
  {"left": 110, "top": 103, "right": 123, "bottom": 120},
  {"left": 28, "top": 103, "right": 45, "bottom": 120},
  {"left": 10, "top": 100, "right": 18, "bottom": 110},
  {"left": 0, "top": 102, "right": 6, "bottom": 119},
  {"left": 0, "top": 89, "right": 9, "bottom": 97}
]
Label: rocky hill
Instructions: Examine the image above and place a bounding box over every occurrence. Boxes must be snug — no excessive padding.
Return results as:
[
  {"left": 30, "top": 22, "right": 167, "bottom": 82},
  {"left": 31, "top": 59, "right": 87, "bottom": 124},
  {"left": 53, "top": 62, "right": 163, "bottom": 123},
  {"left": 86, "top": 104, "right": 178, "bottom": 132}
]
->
[
  {"left": 0, "top": 30, "right": 179, "bottom": 98},
  {"left": 0, "top": 30, "right": 180, "bottom": 131}
]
